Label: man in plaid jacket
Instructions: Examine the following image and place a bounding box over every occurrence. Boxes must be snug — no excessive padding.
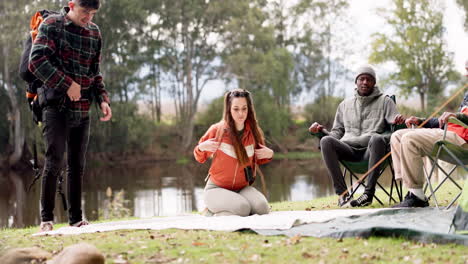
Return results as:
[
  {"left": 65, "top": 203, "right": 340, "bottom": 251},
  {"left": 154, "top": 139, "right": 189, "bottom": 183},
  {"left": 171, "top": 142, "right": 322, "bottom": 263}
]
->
[{"left": 28, "top": 0, "right": 111, "bottom": 232}]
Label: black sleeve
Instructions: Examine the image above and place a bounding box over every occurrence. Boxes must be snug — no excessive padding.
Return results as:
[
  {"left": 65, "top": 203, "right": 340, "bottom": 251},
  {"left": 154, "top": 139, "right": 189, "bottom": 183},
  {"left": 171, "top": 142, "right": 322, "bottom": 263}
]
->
[{"left": 422, "top": 118, "right": 439, "bottom": 128}]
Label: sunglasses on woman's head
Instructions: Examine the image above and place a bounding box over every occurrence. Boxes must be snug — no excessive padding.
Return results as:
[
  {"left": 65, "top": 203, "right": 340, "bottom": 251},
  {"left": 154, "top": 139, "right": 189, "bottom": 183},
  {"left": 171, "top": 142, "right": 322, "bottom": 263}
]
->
[{"left": 230, "top": 90, "right": 250, "bottom": 97}]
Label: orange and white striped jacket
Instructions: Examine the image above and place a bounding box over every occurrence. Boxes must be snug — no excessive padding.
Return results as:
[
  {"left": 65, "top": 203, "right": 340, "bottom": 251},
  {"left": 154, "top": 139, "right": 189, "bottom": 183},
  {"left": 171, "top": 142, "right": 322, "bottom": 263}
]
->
[{"left": 194, "top": 122, "right": 271, "bottom": 190}]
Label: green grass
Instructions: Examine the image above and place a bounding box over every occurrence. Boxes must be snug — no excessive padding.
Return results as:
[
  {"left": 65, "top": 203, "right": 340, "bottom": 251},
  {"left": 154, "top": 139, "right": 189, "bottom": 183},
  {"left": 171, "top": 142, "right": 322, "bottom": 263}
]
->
[
  {"left": 274, "top": 151, "right": 321, "bottom": 160},
  {"left": 1, "top": 182, "right": 466, "bottom": 263},
  {"left": 176, "top": 157, "right": 190, "bottom": 165}
]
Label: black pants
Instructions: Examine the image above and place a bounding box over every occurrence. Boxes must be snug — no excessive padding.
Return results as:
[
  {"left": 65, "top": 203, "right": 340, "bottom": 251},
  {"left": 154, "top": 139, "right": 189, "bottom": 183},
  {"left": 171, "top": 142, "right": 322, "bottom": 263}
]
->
[
  {"left": 320, "top": 135, "right": 388, "bottom": 196},
  {"left": 40, "top": 107, "right": 90, "bottom": 225}
]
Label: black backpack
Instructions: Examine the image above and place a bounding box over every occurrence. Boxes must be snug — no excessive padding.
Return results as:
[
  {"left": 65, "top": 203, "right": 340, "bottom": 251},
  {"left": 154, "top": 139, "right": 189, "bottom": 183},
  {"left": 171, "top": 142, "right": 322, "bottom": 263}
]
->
[{"left": 19, "top": 10, "right": 62, "bottom": 124}]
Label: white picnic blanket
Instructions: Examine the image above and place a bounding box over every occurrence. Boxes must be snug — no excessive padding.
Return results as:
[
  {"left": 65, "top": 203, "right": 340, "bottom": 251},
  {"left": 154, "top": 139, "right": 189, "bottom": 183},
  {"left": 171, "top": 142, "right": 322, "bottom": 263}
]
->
[{"left": 34, "top": 208, "right": 389, "bottom": 236}]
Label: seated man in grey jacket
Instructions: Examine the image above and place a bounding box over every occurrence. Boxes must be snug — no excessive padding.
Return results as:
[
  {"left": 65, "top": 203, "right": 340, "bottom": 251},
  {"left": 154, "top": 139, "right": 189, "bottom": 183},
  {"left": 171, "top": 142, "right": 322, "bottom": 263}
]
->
[{"left": 309, "top": 65, "right": 404, "bottom": 207}]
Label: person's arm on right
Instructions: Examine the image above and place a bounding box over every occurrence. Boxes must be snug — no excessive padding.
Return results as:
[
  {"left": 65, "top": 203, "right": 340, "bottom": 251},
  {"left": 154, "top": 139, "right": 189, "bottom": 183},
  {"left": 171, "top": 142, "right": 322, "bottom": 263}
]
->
[
  {"left": 456, "top": 111, "right": 468, "bottom": 125},
  {"left": 405, "top": 116, "right": 439, "bottom": 128},
  {"left": 89, "top": 27, "right": 111, "bottom": 115}
]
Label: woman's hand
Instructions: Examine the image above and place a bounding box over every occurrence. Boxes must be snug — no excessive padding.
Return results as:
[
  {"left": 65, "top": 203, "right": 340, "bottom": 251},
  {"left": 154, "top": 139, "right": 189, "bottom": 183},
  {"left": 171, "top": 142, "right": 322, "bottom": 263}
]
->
[
  {"left": 197, "top": 138, "right": 220, "bottom": 152},
  {"left": 255, "top": 144, "right": 274, "bottom": 160}
]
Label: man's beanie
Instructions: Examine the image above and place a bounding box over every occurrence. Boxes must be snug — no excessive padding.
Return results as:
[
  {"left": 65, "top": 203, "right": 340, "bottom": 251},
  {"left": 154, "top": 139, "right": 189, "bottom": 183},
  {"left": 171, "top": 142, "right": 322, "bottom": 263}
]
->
[{"left": 355, "top": 64, "right": 376, "bottom": 83}]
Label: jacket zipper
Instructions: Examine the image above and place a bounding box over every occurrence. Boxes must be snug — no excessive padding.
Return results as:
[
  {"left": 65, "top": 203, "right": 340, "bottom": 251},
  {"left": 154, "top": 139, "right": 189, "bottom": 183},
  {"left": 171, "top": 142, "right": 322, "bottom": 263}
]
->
[{"left": 232, "top": 162, "right": 239, "bottom": 189}]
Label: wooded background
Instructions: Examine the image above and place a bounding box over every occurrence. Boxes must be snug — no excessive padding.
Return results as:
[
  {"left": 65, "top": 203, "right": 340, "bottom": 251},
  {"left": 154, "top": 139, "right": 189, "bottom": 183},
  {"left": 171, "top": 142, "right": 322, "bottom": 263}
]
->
[{"left": 1, "top": 0, "right": 467, "bottom": 169}]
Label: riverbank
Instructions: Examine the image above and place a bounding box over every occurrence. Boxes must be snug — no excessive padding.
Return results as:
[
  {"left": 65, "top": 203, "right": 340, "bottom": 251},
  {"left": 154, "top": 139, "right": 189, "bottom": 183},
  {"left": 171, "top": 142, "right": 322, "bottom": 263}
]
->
[{"left": 1, "top": 183, "right": 466, "bottom": 263}]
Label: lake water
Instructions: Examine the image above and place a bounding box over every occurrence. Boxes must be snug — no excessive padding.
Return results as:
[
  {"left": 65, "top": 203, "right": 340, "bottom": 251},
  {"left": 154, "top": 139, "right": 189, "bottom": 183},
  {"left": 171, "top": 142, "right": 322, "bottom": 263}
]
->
[{"left": 1, "top": 157, "right": 402, "bottom": 228}]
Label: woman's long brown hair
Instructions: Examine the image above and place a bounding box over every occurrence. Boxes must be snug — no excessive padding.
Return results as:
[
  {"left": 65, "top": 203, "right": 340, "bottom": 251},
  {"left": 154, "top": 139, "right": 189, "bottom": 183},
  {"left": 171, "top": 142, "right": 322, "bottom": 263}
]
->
[{"left": 216, "top": 89, "right": 265, "bottom": 167}]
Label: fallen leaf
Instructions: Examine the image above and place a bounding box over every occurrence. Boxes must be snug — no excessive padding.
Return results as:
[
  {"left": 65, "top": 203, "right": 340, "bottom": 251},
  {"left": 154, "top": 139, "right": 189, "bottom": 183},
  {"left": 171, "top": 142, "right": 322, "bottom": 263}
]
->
[
  {"left": 113, "top": 254, "right": 129, "bottom": 264},
  {"left": 320, "top": 248, "right": 329, "bottom": 256},
  {"left": 146, "top": 253, "right": 175, "bottom": 264},
  {"left": 288, "top": 235, "right": 301, "bottom": 245},
  {"left": 192, "top": 242, "right": 206, "bottom": 246},
  {"left": 210, "top": 252, "right": 223, "bottom": 257},
  {"left": 249, "top": 254, "right": 261, "bottom": 262}
]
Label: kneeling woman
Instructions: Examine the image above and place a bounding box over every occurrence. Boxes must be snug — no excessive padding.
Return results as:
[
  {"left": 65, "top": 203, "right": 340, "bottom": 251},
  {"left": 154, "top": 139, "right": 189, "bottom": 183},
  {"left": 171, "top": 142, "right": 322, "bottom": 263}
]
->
[{"left": 194, "top": 89, "right": 274, "bottom": 216}]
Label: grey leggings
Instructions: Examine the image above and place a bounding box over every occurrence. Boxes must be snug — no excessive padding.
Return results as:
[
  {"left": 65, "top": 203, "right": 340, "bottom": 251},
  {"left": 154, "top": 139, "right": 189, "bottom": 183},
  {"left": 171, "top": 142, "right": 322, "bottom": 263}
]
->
[{"left": 204, "top": 179, "right": 270, "bottom": 216}]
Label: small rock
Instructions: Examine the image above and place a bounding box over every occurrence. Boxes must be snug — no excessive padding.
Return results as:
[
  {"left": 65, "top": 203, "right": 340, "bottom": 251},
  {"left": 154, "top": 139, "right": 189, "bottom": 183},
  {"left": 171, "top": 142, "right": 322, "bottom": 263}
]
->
[
  {"left": 2, "top": 247, "right": 52, "bottom": 264},
  {"left": 48, "top": 243, "right": 105, "bottom": 264}
]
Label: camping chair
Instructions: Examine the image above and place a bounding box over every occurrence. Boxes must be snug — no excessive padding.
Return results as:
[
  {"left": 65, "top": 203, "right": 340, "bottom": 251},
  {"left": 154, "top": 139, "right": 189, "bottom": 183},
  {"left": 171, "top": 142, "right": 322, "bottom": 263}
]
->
[
  {"left": 423, "top": 117, "right": 468, "bottom": 209},
  {"left": 310, "top": 95, "right": 403, "bottom": 205},
  {"left": 341, "top": 156, "right": 402, "bottom": 205}
]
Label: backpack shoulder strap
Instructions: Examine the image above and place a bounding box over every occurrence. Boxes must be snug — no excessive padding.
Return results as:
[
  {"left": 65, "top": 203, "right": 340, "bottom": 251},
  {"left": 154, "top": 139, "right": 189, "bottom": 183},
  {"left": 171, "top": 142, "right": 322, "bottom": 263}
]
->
[{"left": 30, "top": 10, "right": 65, "bottom": 42}]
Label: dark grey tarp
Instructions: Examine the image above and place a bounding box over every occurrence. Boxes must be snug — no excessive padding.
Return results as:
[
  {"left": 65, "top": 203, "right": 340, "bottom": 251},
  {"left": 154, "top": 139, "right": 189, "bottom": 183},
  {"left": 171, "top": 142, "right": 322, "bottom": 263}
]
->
[
  {"left": 453, "top": 181, "right": 468, "bottom": 234},
  {"left": 254, "top": 208, "right": 468, "bottom": 246}
]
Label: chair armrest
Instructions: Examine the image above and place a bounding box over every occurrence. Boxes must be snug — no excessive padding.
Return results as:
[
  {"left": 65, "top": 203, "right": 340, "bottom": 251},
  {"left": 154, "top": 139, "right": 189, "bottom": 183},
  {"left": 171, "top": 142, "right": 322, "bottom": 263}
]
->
[
  {"left": 448, "top": 117, "right": 468, "bottom": 129},
  {"left": 391, "top": 123, "right": 407, "bottom": 132}
]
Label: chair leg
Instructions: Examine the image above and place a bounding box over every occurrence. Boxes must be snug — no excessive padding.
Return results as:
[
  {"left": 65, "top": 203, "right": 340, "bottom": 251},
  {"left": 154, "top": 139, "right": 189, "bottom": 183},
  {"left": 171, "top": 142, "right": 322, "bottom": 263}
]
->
[
  {"left": 344, "top": 169, "right": 384, "bottom": 205},
  {"left": 398, "top": 180, "right": 402, "bottom": 201},
  {"left": 375, "top": 180, "right": 393, "bottom": 204},
  {"left": 389, "top": 162, "right": 403, "bottom": 202},
  {"left": 425, "top": 153, "right": 442, "bottom": 209},
  {"left": 431, "top": 161, "right": 463, "bottom": 191},
  {"left": 447, "top": 192, "right": 463, "bottom": 209},
  {"left": 423, "top": 160, "right": 433, "bottom": 194},
  {"left": 341, "top": 161, "right": 398, "bottom": 206},
  {"left": 389, "top": 162, "right": 395, "bottom": 204},
  {"left": 426, "top": 166, "right": 455, "bottom": 199},
  {"left": 426, "top": 161, "right": 463, "bottom": 210},
  {"left": 347, "top": 171, "right": 360, "bottom": 198},
  {"left": 389, "top": 173, "right": 394, "bottom": 205}
]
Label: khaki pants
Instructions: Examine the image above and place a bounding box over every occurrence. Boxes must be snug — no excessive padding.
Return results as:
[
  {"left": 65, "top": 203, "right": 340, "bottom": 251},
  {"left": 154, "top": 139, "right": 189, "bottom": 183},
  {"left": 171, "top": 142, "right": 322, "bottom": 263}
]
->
[
  {"left": 390, "top": 128, "right": 467, "bottom": 189},
  {"left": 204, "top": 179, "right": 270, "bottom": 216}
]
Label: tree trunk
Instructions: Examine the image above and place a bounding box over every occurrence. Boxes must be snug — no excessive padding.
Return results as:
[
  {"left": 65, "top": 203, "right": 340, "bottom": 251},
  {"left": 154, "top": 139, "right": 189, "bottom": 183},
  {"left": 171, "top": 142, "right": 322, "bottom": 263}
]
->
[
  {"left": 8, "top": 171, "right": 26, "bottom": 228},
  {"left": 180, "top": 11, "right": 196, "bottom": 151},
  {"left": 3, "top": 45, "right": 24, "bottom": 167},
  {"left": 153, "top": 64, "right": 161, "bottom": 123},
  {"left": 419, "top": 90, "right": 425, "bottom": 112}
]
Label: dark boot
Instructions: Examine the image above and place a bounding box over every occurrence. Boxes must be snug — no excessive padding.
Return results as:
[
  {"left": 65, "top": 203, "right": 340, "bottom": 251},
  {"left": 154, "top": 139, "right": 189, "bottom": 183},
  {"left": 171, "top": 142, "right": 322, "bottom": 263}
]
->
[{"left": 392, "top": 192, "right": 429, "bottom": 208}]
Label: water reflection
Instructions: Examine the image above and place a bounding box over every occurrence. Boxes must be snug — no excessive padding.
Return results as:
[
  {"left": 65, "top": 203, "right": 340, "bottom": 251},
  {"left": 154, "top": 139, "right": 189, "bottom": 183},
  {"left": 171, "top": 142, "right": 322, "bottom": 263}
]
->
[
  {"left": 0, "top": 170, "right": 41, "bottom": 228},
  {"left": 0, "top": 158, "right": 337, "bottom": 228}
]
